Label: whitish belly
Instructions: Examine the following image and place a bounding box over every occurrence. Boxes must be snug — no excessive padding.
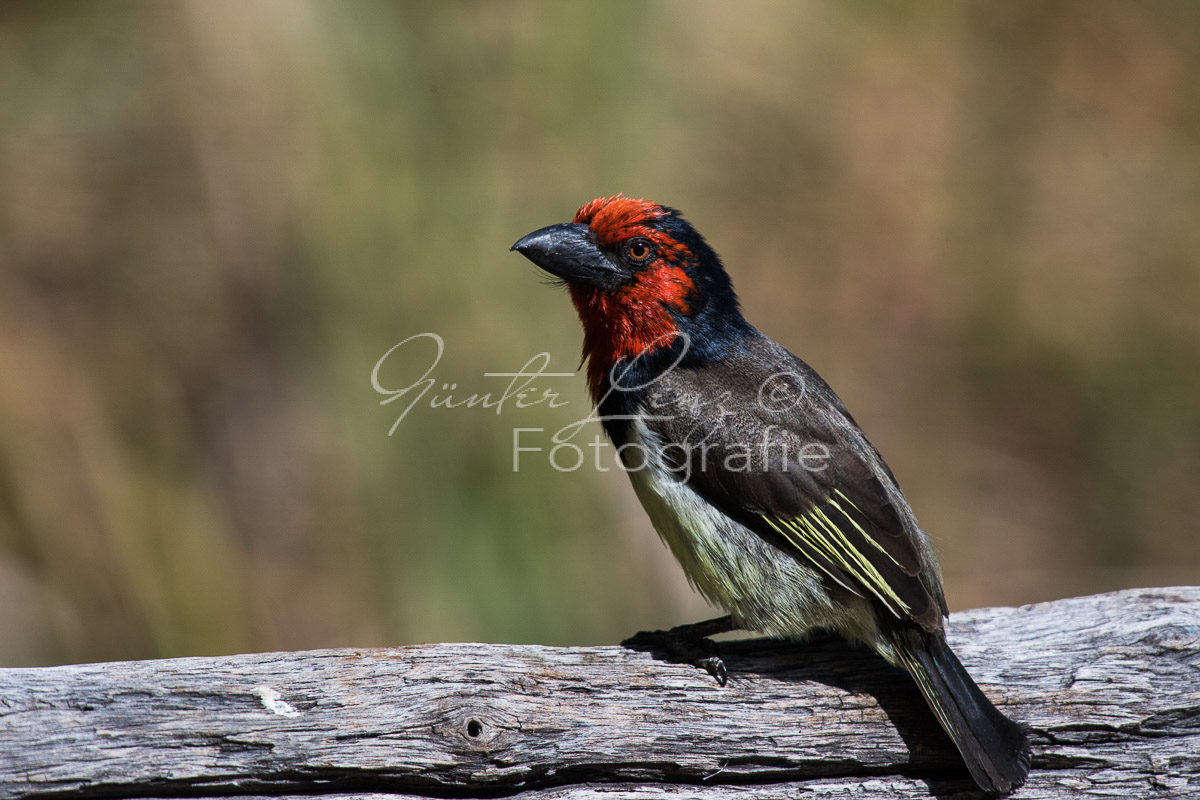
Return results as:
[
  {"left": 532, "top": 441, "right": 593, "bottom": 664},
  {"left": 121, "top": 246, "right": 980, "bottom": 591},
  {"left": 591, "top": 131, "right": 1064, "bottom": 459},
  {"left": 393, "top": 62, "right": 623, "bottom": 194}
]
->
[{"left": 622, "top": 418, "right": 863, "bottom": 638}]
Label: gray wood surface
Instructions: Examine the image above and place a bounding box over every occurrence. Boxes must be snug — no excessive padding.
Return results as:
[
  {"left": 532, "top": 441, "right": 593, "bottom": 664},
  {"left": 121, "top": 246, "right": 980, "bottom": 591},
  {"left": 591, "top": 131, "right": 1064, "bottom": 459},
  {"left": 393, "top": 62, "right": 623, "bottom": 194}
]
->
[{"left": 1, "top": 587, "right": 1197, "bottom": 799}]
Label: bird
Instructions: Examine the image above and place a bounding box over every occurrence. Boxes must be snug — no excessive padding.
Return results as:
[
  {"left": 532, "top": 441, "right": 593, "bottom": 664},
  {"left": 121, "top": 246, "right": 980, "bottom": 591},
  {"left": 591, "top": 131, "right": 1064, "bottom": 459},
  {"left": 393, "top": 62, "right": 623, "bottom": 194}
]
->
[{"left": 511, "top": 195, "right": 1031, "bottom": 794}]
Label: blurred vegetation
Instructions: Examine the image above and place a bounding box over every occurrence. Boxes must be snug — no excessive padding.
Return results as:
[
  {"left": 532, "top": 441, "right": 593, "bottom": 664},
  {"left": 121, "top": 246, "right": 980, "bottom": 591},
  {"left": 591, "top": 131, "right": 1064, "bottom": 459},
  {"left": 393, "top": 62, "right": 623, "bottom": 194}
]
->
[{"left": 1, "top": 1, "right": 1198, "bottom": 666}]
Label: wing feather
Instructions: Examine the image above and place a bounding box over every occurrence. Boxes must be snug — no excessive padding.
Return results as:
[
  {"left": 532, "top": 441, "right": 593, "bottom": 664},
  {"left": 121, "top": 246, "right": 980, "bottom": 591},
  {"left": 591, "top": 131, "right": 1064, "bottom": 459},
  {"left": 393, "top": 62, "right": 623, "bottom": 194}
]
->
[{"left": 640, "top": 336, "right": 945, "bottom": 631}]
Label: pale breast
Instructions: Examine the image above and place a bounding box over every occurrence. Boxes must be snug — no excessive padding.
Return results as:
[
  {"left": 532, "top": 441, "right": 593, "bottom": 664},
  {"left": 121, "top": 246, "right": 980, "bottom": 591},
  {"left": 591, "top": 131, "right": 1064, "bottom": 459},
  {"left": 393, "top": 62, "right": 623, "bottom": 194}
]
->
[{"left": 622, "top": 417, "right": 881, "bottom": 641}]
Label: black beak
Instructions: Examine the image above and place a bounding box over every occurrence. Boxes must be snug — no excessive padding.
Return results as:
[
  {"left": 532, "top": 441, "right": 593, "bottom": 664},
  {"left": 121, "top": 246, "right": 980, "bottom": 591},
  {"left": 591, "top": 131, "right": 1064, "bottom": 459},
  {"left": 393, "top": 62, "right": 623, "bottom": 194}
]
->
[{"left": 511, "top": 222, "right": 625, "bottom": 291}]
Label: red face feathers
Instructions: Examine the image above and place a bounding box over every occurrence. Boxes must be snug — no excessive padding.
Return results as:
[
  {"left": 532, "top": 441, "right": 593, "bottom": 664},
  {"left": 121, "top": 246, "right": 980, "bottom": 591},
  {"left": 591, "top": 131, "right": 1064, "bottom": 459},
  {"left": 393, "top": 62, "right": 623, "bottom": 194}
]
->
[
  {"left": 567, "top": 196, "right": 698, "bottom": 396},
  {"left": 512, "top": 195, "right": 743, "bottom": 400}
]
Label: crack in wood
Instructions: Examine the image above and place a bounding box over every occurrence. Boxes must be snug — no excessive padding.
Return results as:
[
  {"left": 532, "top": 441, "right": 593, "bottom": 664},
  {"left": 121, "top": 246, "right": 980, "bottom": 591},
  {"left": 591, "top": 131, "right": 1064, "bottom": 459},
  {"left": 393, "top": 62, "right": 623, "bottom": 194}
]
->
[{"left": 2, "top": 587, "right": 1197, "bottom": 799}]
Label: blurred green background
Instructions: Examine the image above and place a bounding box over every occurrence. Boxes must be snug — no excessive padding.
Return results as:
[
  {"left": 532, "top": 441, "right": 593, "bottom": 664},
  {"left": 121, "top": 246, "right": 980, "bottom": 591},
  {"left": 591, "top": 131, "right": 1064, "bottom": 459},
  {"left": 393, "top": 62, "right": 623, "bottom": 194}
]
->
[{"left": 2, "top": 1, "right": 1198, "bottom": 667}]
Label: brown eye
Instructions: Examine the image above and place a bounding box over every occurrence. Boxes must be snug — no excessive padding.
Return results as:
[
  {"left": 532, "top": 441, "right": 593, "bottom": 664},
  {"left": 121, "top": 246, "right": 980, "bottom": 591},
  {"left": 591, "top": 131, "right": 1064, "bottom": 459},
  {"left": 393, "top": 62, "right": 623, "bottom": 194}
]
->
[{"left": 625, "top": 239, "right": 653, "bottom": 262}]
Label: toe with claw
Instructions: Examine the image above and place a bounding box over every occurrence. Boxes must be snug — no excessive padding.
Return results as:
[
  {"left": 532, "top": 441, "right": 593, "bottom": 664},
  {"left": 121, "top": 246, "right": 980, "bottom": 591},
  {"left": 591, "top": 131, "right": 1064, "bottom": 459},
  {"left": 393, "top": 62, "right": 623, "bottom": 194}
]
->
[{"left": 622, "top": 615, "right": 738, "bottom": 686}]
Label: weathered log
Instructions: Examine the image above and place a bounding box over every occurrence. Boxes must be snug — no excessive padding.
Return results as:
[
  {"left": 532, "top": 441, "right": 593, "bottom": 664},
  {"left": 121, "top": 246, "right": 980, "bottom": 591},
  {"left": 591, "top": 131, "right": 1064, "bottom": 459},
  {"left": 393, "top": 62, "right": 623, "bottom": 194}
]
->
[{"left": 1, "top": 587, "right": 1197, "bottom": 799}]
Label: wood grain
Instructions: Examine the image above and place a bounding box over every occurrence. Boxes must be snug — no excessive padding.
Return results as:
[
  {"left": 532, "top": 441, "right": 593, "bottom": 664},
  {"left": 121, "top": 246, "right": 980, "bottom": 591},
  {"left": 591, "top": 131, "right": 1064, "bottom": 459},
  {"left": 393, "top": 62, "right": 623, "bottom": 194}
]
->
[{"left": 2, "top": 587, "right": 1197, "bottom": 798}]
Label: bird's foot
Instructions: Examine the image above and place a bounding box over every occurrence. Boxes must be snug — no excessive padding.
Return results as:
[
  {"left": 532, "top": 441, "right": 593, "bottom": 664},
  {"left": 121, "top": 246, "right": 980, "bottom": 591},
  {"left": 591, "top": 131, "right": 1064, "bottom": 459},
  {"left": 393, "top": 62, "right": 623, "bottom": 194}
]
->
[{"left": 622, "top": 615, "right": 738, "bottom": 686}]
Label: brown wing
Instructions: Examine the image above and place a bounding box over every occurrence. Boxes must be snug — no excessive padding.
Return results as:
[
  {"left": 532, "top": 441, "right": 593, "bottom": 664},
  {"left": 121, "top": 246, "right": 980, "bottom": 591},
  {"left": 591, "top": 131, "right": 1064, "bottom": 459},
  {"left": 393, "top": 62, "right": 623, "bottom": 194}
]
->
[{"left": 640, "top": 337, "right": 945, "bottom": 631}]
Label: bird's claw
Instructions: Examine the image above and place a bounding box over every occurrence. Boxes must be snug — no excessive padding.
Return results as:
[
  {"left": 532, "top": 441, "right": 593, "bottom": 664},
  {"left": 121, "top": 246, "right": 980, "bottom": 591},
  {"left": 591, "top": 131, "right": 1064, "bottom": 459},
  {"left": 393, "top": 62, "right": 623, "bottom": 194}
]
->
[
  {"left": 622, "top": 626, "right": 730, "bottom": 686},
  {"left": 698, "top": 654, "right": 728, "bottom": 686}
]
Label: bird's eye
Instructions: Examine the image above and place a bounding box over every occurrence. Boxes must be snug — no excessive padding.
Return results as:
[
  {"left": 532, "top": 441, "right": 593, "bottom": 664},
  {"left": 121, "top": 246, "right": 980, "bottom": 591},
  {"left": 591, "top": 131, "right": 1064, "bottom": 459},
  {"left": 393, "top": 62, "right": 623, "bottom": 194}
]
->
[{"left": 625, "top": 239, "right": 653, "bottom": 263}]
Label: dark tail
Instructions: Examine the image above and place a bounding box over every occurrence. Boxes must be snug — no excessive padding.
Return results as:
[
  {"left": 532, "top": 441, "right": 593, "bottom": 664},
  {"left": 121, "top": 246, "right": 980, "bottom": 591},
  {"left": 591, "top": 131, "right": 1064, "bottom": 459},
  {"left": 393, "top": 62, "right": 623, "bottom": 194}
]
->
[{"left": 891, "top": 628, "right": 1031, "bottom": 794}]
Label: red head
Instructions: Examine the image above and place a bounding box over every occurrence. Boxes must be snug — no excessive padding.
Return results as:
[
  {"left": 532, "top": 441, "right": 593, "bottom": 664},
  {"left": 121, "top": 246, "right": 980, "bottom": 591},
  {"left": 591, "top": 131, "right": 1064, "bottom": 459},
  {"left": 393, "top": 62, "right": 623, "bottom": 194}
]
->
[{"left": 513, "top": 195, "right": 744, "bottom": 399}]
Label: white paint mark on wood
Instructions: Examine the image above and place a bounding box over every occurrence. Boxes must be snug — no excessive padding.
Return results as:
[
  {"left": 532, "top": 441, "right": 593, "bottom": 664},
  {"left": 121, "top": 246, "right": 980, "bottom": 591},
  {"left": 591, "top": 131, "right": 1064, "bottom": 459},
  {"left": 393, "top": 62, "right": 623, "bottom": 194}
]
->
[{"left": 253, "top": 685, "right": 301, "bottom": 717}]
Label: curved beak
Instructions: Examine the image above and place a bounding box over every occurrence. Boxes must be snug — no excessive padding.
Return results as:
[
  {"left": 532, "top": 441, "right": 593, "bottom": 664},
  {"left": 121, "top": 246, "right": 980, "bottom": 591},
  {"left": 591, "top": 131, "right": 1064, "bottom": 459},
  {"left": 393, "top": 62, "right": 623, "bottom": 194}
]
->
[{"left": 511, "top": 222, "right": 625, "bottom": 291}]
